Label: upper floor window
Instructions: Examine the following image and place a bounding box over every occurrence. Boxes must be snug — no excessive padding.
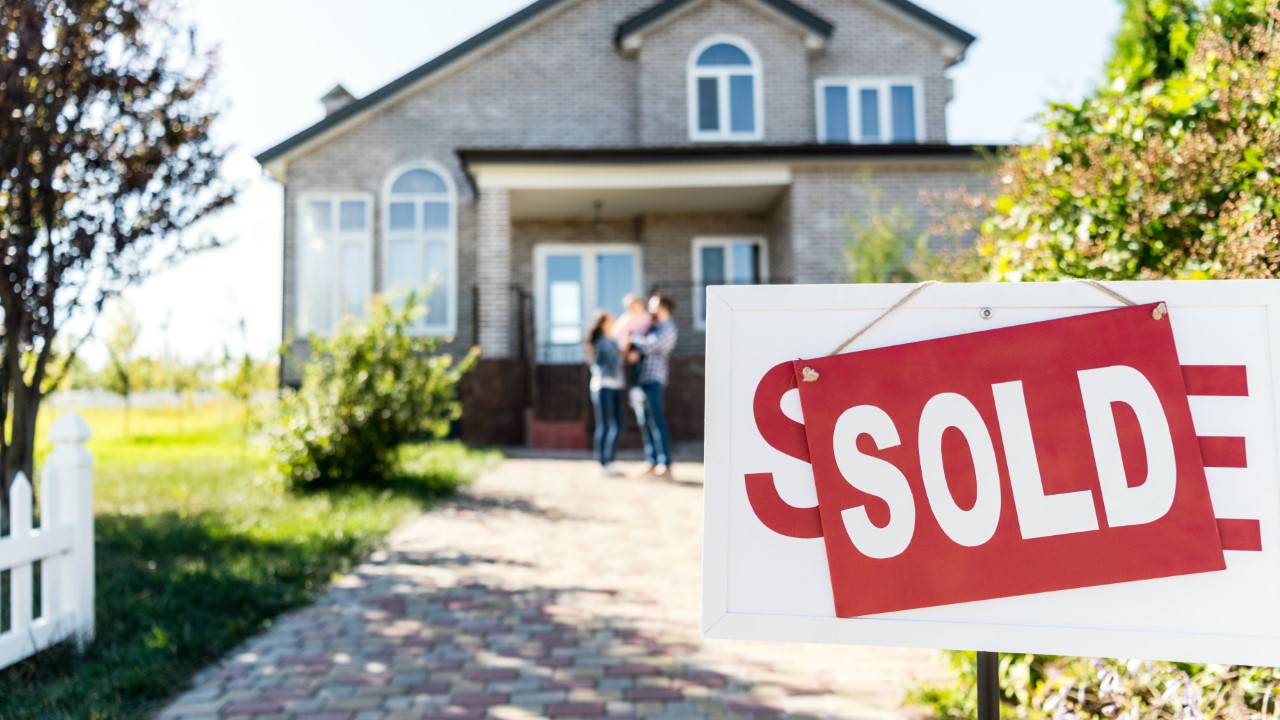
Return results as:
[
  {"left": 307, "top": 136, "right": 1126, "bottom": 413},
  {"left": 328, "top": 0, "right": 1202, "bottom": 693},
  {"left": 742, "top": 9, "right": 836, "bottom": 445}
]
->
[
  {"left": 688, "top": 36, "right": 763, "bottom": 142},
  {"left": 384, "top": 164, "right": 457, "bottom": 336},
  {"left": 297, "top": 194, "right": 372, "bottom": 337},
  {"left": 818, "top": 78, "right": 922, "bottom": 144}
]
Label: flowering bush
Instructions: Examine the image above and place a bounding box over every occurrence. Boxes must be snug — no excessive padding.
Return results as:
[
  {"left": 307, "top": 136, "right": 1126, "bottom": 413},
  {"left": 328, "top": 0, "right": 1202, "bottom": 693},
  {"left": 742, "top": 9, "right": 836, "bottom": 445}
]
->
[
  {"left": 910, "top": 653, "right": 1280, "bottom": 719},
  {"left": 977, "top": 1, "right": 1280, "bottom": 281}
]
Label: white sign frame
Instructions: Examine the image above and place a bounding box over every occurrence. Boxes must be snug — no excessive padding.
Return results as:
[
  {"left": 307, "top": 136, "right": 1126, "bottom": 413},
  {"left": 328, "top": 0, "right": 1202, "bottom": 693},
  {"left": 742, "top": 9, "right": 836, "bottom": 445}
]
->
[{"left": 702, "top": 280, "right": 1280, "bottom": 666}]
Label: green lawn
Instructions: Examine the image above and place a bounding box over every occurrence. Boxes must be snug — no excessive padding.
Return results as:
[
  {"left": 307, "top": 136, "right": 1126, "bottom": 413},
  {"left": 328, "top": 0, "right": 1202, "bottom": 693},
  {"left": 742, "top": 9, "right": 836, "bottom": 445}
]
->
[{"left": 0, "top": 401, "right": 499, "bottom": 720}]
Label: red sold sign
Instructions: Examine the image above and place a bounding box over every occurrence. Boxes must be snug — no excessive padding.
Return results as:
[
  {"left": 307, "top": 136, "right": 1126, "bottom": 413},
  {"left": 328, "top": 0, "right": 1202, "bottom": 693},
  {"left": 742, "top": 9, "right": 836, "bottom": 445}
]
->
[{"left": 781, "top": 304, "right": 1224, "bottom": 617}]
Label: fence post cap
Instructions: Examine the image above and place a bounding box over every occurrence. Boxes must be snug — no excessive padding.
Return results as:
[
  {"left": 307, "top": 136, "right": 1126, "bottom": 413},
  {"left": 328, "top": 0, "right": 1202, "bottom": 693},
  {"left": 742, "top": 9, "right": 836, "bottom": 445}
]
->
[{"left": 48, "top": 413, "right": 92, "bottom": 445}]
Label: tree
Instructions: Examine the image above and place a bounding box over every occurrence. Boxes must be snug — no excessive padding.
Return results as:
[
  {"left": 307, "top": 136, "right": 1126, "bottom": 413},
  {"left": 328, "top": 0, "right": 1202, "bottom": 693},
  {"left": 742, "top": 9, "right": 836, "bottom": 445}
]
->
[
  {"left": 0, "top": 0, "right": 233, "bottom": 491},
  {"left": 982, "top": 0, "right": 1280, "bottom": 281},
  {"left": 102, "top": 300, "right": 141, "bottom": 437},
  {"left": 1107, "top": 0, "right": 1202, "bottom": 90}
]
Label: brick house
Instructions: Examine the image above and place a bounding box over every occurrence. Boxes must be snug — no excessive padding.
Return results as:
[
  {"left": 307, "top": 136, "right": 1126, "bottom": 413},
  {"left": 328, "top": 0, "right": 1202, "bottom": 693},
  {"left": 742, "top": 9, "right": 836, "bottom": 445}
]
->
[{"left": 256, "top": 0, "right": 995, "bottom": 447}]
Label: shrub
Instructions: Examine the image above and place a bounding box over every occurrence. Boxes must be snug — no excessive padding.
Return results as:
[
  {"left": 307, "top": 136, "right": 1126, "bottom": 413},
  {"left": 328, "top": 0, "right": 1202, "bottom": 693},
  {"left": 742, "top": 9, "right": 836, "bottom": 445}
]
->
[
  {"left": 909, "top": 652, "right": 1280, "bottom": 719},
  {"left": 271, "top": 294, "right": 477, "bottom": 490}
]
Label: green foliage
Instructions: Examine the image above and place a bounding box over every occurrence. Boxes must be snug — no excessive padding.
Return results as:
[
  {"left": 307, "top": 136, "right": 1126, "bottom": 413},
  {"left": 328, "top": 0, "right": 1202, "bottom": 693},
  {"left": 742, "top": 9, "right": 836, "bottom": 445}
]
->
[
  {"left": 910, "top": 652, "right": 1280, "bottom": 719},
  {"left": 983, "top": 0, "right": 1280, "bottom": 281},
  {"left": 273, "top": 293, "right": 478, "bottom": 490},
  {"left": 1108, "top": 0, "right": 1202, "bottom": 91},
  {"left": 0, "top": 402, "right": 497, "bottom": 719},
  {"left": 844, "top": 182, "right": 921, "bottom": 283}
]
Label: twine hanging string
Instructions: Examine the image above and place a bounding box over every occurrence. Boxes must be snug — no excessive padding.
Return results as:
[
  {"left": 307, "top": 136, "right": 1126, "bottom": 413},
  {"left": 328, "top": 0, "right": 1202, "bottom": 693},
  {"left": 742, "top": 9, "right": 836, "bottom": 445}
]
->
[
  {"left": 822, "top": 278, "right": 1152, "bottom": 367},
  {"left": 1074, "top": 278, "right": 1137, "bottom": 307},
  {"left": 1074, "top": 278, "right": 1167, "bottom": 318},
  {"left": 828, "top": 280, "right": 940, "bottom": 357}
]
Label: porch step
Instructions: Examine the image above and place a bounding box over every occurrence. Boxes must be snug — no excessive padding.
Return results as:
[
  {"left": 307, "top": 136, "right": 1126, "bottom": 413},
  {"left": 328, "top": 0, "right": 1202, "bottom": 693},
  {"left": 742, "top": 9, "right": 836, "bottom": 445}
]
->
[{"left": 524, "top": 409, "right": 590, "bottom": 450}]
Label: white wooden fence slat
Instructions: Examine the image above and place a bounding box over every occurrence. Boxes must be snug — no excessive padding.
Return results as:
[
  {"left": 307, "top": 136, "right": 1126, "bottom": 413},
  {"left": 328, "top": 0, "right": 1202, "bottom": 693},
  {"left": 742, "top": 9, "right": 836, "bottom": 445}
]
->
[
  {"left": 9, "top": 473, "right": 34, "bottom": 638},
  {"left": 0, "top": 413, "right": 95, "bottom": 670},
  {"left": 39, "top": 465, "right": 56, "bottom": 621}
]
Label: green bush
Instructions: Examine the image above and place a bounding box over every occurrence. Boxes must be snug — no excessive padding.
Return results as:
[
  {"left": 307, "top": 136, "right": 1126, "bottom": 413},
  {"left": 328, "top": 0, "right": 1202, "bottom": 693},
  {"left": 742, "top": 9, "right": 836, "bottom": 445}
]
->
[
  {"left": 272, "top": 294, "right": 477, "bottom": 490},
  {"left": 909, "top": 652, "right": 1280, "bottom": 719}
]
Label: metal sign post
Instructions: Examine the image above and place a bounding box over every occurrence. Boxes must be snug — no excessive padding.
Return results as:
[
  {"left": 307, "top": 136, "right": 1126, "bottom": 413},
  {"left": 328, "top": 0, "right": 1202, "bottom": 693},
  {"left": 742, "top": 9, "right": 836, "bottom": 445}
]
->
[{"left": 977, "top": 651, "right": 999, "bottom": 720}]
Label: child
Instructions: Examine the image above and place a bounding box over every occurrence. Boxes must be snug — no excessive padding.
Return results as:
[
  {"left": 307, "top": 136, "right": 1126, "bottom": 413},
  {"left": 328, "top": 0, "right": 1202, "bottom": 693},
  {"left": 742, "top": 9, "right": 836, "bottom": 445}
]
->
[{"left": 611, "top": 293, "right": 652, "bottom": 390}]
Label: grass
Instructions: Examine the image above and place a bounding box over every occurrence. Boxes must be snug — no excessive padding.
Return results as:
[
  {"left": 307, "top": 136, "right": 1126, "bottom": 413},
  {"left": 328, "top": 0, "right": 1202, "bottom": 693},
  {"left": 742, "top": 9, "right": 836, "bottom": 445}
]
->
[{"left": 0, "top": 401, "right": 499, "bottom": 719}]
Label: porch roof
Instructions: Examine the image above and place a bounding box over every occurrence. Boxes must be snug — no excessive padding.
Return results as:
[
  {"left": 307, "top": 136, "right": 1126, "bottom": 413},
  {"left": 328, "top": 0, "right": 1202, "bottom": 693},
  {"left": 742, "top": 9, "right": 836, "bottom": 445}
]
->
[
  {"left": 458, "top": 142, "right": 999, "bottom": 168},
  {"left": 459, "top": 143, "right": 999, "bottom": 220}
]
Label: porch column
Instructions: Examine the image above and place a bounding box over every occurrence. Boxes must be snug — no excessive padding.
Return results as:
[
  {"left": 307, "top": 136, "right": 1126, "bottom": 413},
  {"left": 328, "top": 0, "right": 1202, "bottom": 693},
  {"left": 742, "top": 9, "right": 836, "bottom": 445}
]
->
[{"left": 476, "top": 187, "right": 513, "bottom": 358}]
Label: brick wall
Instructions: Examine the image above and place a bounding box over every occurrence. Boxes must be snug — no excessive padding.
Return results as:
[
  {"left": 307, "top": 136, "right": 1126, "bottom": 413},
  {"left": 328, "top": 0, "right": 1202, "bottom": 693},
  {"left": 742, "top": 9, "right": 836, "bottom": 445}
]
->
[
  {"left": 804, "top": 0, "right": 958, "bottom": 142},
  {"left": 637, "top": 0, "right": 814, "bottom": 145},
  {"left": 789, "top": 161, "right": 995, "bottom": 283}
]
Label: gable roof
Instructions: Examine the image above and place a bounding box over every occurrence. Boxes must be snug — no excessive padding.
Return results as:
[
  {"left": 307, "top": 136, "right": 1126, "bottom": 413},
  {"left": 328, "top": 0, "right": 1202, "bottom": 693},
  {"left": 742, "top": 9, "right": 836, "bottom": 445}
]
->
[
  {"left": 256, "top": 0, "right": 976, "bottom": 172},
  {"left": 615, "top": 0, "right": 835, "bottom": 48}
]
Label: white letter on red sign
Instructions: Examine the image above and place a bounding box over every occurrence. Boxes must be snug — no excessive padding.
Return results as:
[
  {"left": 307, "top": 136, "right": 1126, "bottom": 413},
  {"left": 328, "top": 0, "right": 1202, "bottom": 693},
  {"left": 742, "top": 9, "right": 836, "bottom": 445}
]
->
[
  {"left": 1078, "top": 365, "right": 1177, "bottom": 528},
  {"left": 918, "top": 393, "right": 1002, "bottom": 547},
  {"left": 833, "top": 405, "right": 915, "bottom": 559},
  {"left": 992, "top": 381, "right": 1100, "bottom": 539}
]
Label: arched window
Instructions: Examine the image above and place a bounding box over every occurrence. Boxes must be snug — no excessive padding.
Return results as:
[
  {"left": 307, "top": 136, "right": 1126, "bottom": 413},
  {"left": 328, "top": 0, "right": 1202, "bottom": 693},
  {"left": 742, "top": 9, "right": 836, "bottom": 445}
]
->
[
  {"left": 688, "top": 36, "right": 762, "bottom": 141},
  {"left": 384, "top": 164, "right": 457, "bottom": 335}
]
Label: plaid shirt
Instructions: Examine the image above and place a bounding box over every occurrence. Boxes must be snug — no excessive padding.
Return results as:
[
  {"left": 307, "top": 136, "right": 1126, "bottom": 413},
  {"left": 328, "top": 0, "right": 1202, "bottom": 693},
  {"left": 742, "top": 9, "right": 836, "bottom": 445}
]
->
[{"left": 632, "top": 319, "right": 678, "bottom": 386}]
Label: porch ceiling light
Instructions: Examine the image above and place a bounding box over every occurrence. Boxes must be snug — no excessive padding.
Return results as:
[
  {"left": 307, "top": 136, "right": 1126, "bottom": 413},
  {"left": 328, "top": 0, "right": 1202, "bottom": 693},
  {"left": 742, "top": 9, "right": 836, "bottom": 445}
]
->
[{"left": 593, "top": 199, "right": 604, "bottom": 237}]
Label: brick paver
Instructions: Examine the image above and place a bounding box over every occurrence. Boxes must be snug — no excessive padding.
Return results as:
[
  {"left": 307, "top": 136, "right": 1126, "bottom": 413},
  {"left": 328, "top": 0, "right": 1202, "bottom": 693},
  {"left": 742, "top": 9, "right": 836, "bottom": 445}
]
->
[{"left": 157, "top": 457, "right": 949, "bottom": 719}]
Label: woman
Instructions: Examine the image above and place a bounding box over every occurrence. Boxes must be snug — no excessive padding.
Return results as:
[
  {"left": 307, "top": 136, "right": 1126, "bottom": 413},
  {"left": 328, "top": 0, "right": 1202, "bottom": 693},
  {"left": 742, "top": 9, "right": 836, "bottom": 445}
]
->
[{"left": 585, "top": 309, "right": 625, "bottom": 477}]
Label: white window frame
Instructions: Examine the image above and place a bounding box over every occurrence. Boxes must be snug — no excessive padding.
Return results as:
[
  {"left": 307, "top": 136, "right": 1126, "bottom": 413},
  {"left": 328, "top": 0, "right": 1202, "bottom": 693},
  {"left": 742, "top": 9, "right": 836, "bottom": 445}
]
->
[
  {"left": 295, "top": 192, "right": 374, "bottom": 338},
  {"left": 382, "top": 161, "right": 459, "bottom": 337},
  {"left": 687, "top": 34, "right": 765, "bottom": 142},
  {"left": 692, "top": 236, "right": 769, "bottom": 331},
  {"left": 533, "top": 243, "right": 645, "bottom": 361},
  {"left": 815, "top": 77, "right": 924, "bottom": 144}
]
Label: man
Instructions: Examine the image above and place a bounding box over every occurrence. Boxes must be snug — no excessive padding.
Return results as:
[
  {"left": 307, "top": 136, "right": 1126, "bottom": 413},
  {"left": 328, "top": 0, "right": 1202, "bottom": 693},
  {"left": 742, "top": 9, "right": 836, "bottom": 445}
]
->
[{"left": 629, "top": 293, "right": 677, "bottom": 477}]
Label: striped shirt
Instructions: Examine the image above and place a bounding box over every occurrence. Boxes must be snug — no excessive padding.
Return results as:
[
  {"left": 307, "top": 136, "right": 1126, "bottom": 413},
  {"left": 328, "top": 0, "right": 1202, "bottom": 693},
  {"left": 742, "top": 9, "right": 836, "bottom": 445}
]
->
[{"left": 632, "top": 319, "right": 678, "bottom": 386}]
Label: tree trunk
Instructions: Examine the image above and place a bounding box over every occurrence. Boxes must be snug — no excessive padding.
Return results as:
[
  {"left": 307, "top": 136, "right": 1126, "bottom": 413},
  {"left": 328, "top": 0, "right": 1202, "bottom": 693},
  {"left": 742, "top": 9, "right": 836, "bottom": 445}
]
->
[
  {"left": 5, "top": 382, "right": 41, "bottom": 484},
  {"left": 2, "top": 381, "right": 41, "bottom": 535}
]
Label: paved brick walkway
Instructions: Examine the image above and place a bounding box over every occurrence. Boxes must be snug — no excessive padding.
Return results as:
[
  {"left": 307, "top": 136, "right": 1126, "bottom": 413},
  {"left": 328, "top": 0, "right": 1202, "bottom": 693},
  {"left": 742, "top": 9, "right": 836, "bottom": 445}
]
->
[{"left": 158, "top": 457, "right": 949, "bottom": 720}]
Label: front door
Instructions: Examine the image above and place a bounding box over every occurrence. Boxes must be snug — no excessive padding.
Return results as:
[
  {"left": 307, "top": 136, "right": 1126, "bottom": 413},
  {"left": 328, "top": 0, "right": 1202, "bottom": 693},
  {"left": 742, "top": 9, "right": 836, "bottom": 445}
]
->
[{"left": 534, "top": 244, "right": 643, "bottom": 364}]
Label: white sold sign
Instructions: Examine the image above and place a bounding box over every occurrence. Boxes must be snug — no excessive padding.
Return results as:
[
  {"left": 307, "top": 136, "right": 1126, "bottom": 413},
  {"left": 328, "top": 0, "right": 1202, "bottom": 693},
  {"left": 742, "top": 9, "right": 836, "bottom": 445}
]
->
[{"left": 702, "top": 281, "right": 1280, "bottom": 665}]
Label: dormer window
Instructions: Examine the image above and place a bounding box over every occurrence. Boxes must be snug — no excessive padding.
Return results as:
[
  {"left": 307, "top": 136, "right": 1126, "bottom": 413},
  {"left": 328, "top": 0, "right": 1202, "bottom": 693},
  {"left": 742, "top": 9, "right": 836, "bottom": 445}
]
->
[
  {"left": 688, "top": 36, "right": 763, "bottom": 141},
  {"left": 818, "top": 78, "right": 922, "bottom": 144}
]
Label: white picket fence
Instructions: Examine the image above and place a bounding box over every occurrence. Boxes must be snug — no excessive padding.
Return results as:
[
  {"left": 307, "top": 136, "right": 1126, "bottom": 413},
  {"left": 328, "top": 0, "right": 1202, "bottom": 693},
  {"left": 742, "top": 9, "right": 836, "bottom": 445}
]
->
[{"left": 0, "top": 413, "right": 94, "bottom": 670}]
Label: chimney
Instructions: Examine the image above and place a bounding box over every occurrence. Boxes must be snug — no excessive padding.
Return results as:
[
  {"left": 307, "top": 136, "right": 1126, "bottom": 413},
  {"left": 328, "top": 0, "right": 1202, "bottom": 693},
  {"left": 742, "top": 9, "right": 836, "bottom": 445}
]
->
[{"left": 321, "top": 84, "right": 356, "bottom": 116}]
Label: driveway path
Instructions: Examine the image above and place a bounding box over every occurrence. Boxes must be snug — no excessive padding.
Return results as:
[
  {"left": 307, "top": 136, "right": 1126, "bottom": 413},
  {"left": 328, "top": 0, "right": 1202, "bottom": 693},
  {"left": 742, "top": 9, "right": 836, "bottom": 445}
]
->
[{"left": 158, "top": 457, "right": 949, "bottom": 720}]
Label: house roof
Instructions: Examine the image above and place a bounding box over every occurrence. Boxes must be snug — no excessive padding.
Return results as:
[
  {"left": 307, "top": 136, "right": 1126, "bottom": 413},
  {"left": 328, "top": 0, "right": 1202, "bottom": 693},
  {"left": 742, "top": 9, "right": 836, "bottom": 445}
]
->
[
  {"left": 868, "top": 0, "right": 975, "bottom": 46},
  {"left": 256, "top": 0, "right": 978, "bottom": 170},
  {"left": 615, "top": 0, "right": 835, "bottom": 48}
]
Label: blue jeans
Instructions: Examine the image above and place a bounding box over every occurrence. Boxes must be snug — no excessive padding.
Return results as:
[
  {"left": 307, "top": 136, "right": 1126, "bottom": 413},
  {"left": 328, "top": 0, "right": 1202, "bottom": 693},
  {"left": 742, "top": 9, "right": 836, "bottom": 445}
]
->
[
  {"left": 636, "top": 382, "right": 672, "bottom": 467},
  {"left": 590, "top": 387, "right": 624, "bottom": 466}
]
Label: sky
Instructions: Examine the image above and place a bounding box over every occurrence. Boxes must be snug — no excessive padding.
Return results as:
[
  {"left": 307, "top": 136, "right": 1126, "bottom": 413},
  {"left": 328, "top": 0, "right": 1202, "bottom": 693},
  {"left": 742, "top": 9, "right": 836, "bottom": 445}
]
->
[{"left": 108, "top": 0, "right": 1124, "bottom": 366}]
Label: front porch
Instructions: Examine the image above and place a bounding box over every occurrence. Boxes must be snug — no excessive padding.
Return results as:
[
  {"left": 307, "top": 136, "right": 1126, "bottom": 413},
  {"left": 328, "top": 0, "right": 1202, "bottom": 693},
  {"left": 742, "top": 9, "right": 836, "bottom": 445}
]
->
[{"left": 458, "top": 150, "right": 796, "bottom": 449}]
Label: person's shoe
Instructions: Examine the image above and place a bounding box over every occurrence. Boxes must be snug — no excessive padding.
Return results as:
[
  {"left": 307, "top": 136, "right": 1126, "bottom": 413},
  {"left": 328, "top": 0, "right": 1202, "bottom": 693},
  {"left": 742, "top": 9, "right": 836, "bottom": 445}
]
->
[
  {"left": 602, "top": 464, "right": 623, "bottom": 477},
  {"left": 655, "top": 464, "right": 673, "bottom": 478},
  {"left": 640, "top": 464, "right": 659, "bottom": 476}
]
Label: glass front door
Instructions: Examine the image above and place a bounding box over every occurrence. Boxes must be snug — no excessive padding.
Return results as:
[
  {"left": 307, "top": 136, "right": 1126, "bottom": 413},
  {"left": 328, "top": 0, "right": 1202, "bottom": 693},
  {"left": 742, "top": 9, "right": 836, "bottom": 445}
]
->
[{"left": 536, "top": 244, "right": 642, "bottom": 363}]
